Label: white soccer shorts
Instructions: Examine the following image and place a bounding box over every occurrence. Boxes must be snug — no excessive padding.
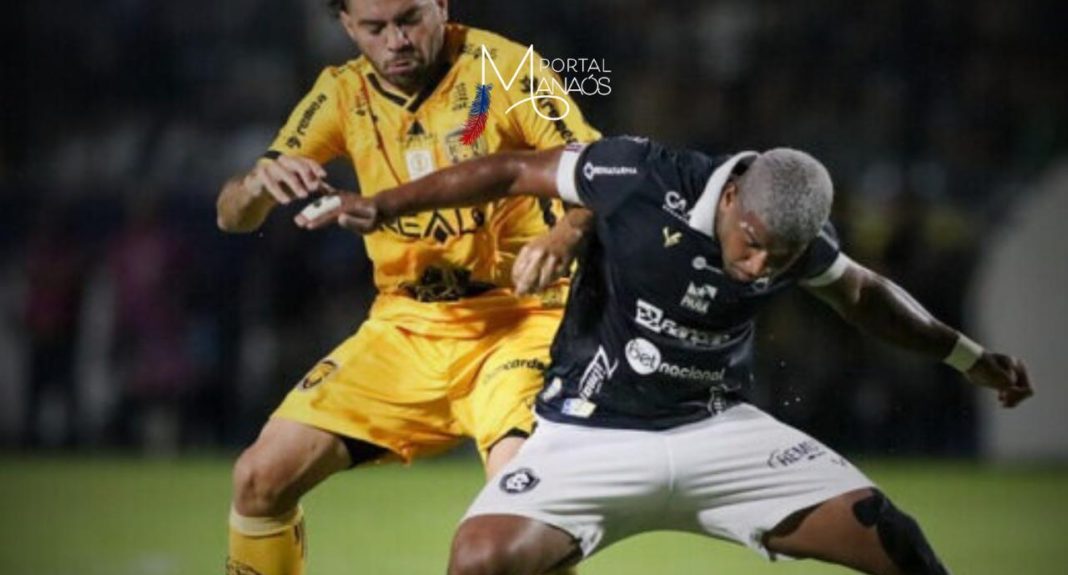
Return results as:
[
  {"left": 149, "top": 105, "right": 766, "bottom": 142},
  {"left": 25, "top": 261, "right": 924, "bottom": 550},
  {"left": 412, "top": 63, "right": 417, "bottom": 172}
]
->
[{"left": 465, "top": 403, "right": 874, "bottom": 560}]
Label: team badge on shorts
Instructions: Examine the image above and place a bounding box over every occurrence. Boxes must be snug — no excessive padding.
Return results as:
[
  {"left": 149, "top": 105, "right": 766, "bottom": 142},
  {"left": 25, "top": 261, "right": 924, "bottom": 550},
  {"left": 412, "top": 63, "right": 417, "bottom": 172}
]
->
[
  {"left": 297, "top": 360, "right": 338, "bottom": 391},
  {"left": 500, "top": 468, "right": 540, "bottom": 494}
]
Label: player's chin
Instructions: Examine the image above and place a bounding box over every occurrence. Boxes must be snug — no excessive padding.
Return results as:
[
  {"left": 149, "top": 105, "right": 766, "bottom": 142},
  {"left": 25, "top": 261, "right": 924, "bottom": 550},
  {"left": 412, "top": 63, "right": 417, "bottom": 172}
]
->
[{"left": 384, "top": 70, "right": 423, "bottom": 91}]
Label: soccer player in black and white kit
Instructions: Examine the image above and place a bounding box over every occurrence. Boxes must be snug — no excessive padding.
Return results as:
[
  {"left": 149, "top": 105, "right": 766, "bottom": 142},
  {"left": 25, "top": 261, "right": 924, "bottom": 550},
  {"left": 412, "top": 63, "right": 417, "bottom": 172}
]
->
[{"left": 298, "top": 136, "right": 1034, "bottom": 574}]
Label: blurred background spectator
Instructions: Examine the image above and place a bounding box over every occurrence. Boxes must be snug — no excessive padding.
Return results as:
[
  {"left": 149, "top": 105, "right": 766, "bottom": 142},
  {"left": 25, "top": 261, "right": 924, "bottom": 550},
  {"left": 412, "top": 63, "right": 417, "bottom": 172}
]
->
[{"left": 2, "top": 0, "right": 1065, "bottom": 456}]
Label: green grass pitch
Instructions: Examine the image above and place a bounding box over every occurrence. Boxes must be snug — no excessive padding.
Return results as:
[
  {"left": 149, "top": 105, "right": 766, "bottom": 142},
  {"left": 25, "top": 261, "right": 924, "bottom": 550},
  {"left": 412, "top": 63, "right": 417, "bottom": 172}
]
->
[{"left": 1, "top": 455, "right": 1064, "bottom": 574}]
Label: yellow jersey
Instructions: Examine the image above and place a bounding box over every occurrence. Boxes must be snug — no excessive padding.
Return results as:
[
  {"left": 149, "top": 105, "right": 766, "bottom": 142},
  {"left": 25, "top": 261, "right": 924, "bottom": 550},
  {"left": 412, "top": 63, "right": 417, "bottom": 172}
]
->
[{"left": 266, "top": 24, "right": 600, "bottom": 337}]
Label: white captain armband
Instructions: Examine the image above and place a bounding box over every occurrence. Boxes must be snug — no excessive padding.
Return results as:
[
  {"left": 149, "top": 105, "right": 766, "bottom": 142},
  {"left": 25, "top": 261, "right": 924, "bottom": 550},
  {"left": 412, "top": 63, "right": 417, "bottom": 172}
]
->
[
  {"left": 944, "top": 333, "right": 984, "bottom": 373},
  {"left": 800, "top": 253, "right": 851, "bottom": 287},
  {"left": 555, "top": 144, "right": 586, "bottom": 206}
]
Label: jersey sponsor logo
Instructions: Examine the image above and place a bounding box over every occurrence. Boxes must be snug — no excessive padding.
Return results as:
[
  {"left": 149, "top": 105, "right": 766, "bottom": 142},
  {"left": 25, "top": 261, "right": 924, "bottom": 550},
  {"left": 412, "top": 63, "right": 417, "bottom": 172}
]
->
[
  {"left": 483, "top": 358, "right": 548, "bottom": 384},
  {"left": 624, "top": 337, "right": 661, "bottom": 375},
  {"left": 296, "top": 359, "right": 338, "bottom": 391},
  {"left": 624, "top": 337, "right": 727, "bottom": 383},
  {"left": 691, "top": 255, "right": 723, "bottom": 275},
  {"left": 382, "top": 207, "right": 486, "bottom": 243},
  {"left": 582, "top": 161, "right": 638, "bottom": 181},
  {"left": 680, "top": 282, "right": 717, "bottom": 314},
  {"left": 635, "top": 299, "right": 732, "bottom": 348},
  {"left": 765, "top": 439, "right": 829, "bottom": 469},
  {"left": 285, "top": 92, "right": 330, "bottom": 150},
  {"left": 578, "top": 345, "right": 618, "bottom": 398},
  {"left": 662, "top": 191, "right": 690, "bottom": 222},
  {"left": 499, "top": 467, "right": 541, "bottom": 494},
  {"left": 662, "top": 226, "right": 682, "bottom": 247}
]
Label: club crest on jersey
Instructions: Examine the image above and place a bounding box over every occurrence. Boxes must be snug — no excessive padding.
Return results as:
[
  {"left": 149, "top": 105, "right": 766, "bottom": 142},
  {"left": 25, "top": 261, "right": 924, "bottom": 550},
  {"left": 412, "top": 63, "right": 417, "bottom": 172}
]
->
[
  {"left": 405, "top": 149, "right": 436, "bottom": 180},
  {"left": 662, "top": 227, "right": 682, "bottom": 247},
  {"left": 297, "top": 360, "right": 338, "bottom": 391},
  {"left": 500, "top": 468, "right": 540, "bottom": 494},
  {"left": 680, "top": 282, "right": 717, "bottom": 314},
  {"left": 445, "top": 127, "right": 489, "bottom": 164}
]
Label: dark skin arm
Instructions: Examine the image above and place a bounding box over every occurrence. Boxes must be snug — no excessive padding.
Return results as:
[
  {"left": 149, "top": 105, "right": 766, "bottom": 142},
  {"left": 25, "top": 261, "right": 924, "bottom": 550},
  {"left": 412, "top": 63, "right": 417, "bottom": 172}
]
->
[
  {"left": 294, "top": 147, "right": 583, "bottom": 295},
  {"left": 804, "top": 260, "right": 1033, "bottom": 408},
  {"left": 294, "top": 147, "right": 565, "bottom": 232}
]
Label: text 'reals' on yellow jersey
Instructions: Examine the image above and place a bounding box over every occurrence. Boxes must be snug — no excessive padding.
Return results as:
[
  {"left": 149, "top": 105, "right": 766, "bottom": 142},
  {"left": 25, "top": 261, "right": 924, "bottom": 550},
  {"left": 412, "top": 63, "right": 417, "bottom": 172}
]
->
[{"left": 266, "top": 24, "right": 600, "bottom": 335}]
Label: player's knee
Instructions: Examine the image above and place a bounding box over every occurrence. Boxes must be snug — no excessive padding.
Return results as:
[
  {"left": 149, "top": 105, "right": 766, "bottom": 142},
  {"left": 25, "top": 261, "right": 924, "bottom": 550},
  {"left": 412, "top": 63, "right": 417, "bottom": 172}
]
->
[
  {"left": 232, "top": 447, "right": 297, "bottom": 517},
  {"left": 853, "top": 489, "right": 950, "bottom": 575},
  {"left": 448, "top": 526, "right": 515, "bottom": 575}
]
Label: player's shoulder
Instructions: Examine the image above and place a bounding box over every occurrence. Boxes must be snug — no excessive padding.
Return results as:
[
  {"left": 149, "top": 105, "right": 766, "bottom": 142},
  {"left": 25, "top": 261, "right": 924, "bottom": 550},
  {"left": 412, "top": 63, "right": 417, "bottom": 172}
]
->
[
  {"left": 589, "top": 136, "right": 716, "bottom": 177},
  {"left": 319, "top": 58, "right": 369, "bottom": 82},
  {"left": 296, "top": 58, "right": 367, "bottom": 101}
]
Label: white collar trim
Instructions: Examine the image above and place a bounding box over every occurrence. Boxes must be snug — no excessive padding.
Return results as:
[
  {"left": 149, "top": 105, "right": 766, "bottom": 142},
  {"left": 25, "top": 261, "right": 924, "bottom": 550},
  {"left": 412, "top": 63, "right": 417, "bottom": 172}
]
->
[{"left": 688, "top": 151, "right": 758, "bottom": 237}]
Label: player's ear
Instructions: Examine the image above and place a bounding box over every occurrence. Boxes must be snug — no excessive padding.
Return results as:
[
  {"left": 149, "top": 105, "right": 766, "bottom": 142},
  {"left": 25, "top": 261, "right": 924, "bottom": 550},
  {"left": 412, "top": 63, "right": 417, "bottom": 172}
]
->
[
  {"left": 337, "top": 8, "right": 360, "bottom": 43},
  {"left": 435, "top": 0, "right": 448, "bottom": 19},
  {"left": 721, "top": 180, "right": 739, "bottom": 209}
]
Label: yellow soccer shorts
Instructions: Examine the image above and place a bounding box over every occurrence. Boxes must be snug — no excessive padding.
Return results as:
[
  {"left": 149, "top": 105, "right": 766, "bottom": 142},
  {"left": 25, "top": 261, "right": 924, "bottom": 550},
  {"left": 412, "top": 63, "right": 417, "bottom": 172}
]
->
[{"left": 272, "top": 310, "right": 562, "bottom": 463}]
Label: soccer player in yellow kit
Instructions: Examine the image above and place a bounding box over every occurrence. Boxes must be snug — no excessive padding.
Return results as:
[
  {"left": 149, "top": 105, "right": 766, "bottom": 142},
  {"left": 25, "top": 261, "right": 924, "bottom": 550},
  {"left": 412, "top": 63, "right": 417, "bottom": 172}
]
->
[{"left": 215, "top": 1, "right": 599, "bottom": 573}]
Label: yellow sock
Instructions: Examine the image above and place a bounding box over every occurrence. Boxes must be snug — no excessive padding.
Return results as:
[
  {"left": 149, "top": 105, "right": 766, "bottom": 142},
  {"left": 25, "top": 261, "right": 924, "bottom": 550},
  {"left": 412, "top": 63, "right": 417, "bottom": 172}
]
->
[{"left": 227, "top": 506, "right": 306, "bottom": 575}]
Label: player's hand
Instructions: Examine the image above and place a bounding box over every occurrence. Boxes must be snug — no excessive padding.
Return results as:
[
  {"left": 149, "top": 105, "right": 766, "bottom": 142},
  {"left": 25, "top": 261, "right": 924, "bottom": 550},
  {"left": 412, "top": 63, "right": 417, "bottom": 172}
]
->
[
  {"left": 294, "top": 192, "right": 380, "bottom": 233},
  {"left": 244, "top": 156, "right": 328, "bottom": 205},
  {"left": 965, "top": 351, "right": 1033, "bottom": 408},
  {"left": 513, "top": 223, "right": 585, "bottom": 296}
]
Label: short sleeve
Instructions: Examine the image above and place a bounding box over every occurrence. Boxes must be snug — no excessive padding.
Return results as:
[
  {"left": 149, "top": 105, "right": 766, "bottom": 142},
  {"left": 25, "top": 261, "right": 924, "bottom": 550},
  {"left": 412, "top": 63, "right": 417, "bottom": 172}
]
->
[
  {"left": 797, "top": 222, "right": 850, "bottom": 286},
  {"left": 266, "top": 68, "right": 346, "bottom": 164},
  {"left": 554, "top": 137, "right": 652, "bottom": 214}
]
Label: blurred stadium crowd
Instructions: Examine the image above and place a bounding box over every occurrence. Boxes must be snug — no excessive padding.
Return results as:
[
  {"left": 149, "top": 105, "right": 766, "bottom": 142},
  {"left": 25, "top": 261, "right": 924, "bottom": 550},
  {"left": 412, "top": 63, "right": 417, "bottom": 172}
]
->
[{"left": 2, "top": 0, "right": 1064, "bottom": 455}]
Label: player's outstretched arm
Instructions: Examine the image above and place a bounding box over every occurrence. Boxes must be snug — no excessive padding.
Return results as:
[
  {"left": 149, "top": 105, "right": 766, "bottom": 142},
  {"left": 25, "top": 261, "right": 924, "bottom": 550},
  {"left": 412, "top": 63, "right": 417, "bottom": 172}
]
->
[
  {"left": 804, "top": 258, "right": 1033, "bottom": 408},
  {"left": 217, "top": 155, "right": 328, "bottom": 233},
  {"left": 294, "top": 148, "right": 565, "bottom": 233}
]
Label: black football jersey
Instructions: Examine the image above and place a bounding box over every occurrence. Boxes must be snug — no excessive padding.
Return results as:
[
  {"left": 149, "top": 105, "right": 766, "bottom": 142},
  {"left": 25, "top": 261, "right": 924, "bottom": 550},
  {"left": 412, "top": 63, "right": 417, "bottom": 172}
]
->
[{"left": 536, "top": 136, "right": 845, "bottom": 430}]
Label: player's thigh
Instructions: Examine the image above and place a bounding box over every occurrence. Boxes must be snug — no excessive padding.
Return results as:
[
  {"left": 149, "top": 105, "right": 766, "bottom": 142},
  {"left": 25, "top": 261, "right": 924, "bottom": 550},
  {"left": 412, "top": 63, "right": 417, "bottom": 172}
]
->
[
  {"left": 674, "top": 404, "right": 874, "bottom": 558},
  {"left": 466, "top": 419, "right": 670, "bottom": 561},
  {"left": 274, "top": 319, "right": 461, "bottom": 462},
  {"left": 456, "top": 311, "right": 563, "bottom": 463},
  {"left": 233, "top": 418, "right": 351, "bottom": 515},
  {"left": 449, "top": 514, "right": 580, "bottom": 575},
  {"left": 764, "top": 488, "right": 898, "bottom": 574}
]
